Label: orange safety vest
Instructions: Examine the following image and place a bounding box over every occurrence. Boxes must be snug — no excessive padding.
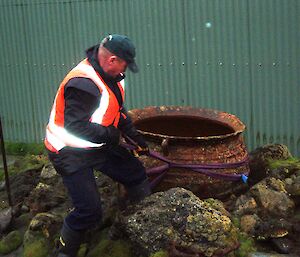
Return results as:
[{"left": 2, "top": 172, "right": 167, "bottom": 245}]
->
[{"left": 44, "top": 58, "right": 125, "bottom": 152}]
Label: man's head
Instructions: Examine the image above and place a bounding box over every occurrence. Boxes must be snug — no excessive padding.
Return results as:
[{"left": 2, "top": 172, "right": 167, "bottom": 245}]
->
[{"left": 98, "top": 34, "right": 138, "bottom": 78}]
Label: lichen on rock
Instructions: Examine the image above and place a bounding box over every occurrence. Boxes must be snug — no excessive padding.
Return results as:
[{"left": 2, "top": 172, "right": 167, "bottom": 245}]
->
[{"left": 112, "top": 187, "right": 239, "bottom": 257}]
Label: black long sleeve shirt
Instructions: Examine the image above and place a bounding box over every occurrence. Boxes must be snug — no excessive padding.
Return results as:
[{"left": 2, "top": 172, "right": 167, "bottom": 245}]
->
[{"left": 63, "top": 44, "right": 141, "bottom": 145}]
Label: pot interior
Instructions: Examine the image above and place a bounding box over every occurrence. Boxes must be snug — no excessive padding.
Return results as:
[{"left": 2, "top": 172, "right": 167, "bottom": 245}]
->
[{"left": 134, "top": 115, "right": 235, "bottom": 138}]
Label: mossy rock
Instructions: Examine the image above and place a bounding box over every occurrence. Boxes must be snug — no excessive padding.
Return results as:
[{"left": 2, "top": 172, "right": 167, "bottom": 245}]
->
[
  {"left": 13, "top": 213, "right": 32, "bottom": 234},
  {"left": 150, "top": 250, "right": 168, "bottom": 257},
  {"left": 0, "top": 230, "right": 23, "bottom": 254},
  {"left": 234, "top": 232, "right": 256, "bottom": 257},
  {"left": 23, "top": 237, "right": 49, "bottom": 257},
  {"left": 268, "top": 157, "right": 300, "bottom": 170},
  {"left": 87, "top": 239, "right": 133, "bottom": 257}
]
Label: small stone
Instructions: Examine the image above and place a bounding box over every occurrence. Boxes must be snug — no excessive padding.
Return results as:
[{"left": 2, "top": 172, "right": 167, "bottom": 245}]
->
[
  {"left": 21, "top": 204, "right": 30, "bottom": 213},
  {"left": 40, "top": 163, "right": 57, "bottom": 179},
  {"left": 0, "top": 181, "right": 5, "bottom": 191},
  {"left": 234, "top": 195, "right": 257, "bottom": 216},
  {"left": 240, "top": 214, "right": 261, "bottom": 234},
  {"left": 0, "top": 207, "right": 13, "bottom": 233}
]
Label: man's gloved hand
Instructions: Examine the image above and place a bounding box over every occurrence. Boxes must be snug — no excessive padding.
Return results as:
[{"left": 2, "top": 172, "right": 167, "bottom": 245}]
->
[
  {"left": 106, "top": 125, "right": 120, "bottom": 146},
  {"left": 130, "top": 134, "right": 149, "bottom": 157},
  {"left": 132, "top": 145, "right": 149, "bottom": 157}
]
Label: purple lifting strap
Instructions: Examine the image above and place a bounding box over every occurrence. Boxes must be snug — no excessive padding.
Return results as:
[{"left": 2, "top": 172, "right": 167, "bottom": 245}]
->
[{"left": 121, "top": 137, "right": 249, "bottom": 189}]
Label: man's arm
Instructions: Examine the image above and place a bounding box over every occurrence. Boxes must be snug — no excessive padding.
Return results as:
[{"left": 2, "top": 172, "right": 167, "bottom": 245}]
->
[
  {"left": 64, "top": 78, "right": 119, "bottom": 145},
  {"left": 118, "top": 108, "right": 148, "bottom": 149}
]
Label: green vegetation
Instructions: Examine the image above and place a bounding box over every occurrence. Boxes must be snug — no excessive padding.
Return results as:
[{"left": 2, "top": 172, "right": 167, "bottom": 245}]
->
[
  {"left": 87, "top": 239, "right": 133, "bottom": 257},
  {"left": 23, "top": 238, "right": 49, "bottom": 257},
  {"left": 4, "top": 142, "right": 46, "bottom": 156},
  {"left": 231, "top": 217, "right": 241, "bottom": 228},
  {"left": 0, "top": 154, "right": 48, "bottom": 181},
  {"left": 150, "top": 250, "right": 169, "bottom": 257},
  {"left": 268, "top": 157, "right": 300, "bottom": 170},
  {"left": 0, "top": 230, "right": 23, "bottom": 254},
  {"left": 234, "top": 232, "right": 256, "bottom": 257}
]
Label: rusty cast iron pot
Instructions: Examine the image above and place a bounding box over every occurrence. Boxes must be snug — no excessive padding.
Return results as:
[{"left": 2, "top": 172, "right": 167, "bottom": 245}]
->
[{"left": 128, "top": 106, "right": 249, "bottom": 199}]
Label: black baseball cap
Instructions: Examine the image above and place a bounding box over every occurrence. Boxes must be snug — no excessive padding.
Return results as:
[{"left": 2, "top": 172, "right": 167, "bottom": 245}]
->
[{"left": 101, "top": 34, "right": 138, "bottom": 73}]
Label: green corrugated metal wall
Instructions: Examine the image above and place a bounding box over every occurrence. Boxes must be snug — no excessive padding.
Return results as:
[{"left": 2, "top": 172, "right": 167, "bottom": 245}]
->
[{"left": 0, "top": 0, "right": 299, "bottom": 155}]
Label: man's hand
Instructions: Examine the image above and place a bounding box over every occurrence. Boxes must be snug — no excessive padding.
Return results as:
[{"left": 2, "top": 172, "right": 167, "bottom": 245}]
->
[{"left": 132, "top": 145, "right": 149, "bottom": 157}]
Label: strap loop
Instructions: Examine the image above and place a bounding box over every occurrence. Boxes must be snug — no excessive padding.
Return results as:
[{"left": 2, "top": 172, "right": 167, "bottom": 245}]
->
[{"left": 121, "top": 137, "right": 249, "bottom": 189}]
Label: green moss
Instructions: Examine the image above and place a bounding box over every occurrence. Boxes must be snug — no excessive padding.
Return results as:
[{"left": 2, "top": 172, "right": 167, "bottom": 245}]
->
[
  {"left": 231, "top": 216, "right": 241, "bottom": 229},
  {"left": 0, "top": 230, "right": 23, "bottom": 254},
  {"left": 4, "top": 142, "right": 46, "bottom": 156},
  {"left": 0, "top": 154, "right": 48, "bottom": 181},
  {"left": 268, "top": 157, "right": 300, "bottom": 170},
  {"left": 87, "top": 239, "right": 133, "bottom": 257},
  {"left": 150, "top": 250, "right": 169, "bottom": 257},
  {"left": 78, "top": 243, "right": 88, "bottom": 257},
  {"left": 234, "top": 232, "right": 256, "bottom": 257},
  {"left": 23, "top": 238, "right": 49, "bottom": 257},
  {"left": 13, "top": 213, "right": 32, "bottom": 236}
]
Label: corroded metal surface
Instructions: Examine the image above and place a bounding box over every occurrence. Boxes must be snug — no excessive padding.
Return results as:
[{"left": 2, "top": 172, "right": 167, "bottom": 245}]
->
[{"left": 129, "top": 106, "right": 250, "bottom": 199}]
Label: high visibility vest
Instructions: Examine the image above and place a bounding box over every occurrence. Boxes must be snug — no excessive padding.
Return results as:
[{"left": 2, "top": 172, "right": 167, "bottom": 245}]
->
[{"left": 44, "top": 58, "right": 125, "bottom": 152}]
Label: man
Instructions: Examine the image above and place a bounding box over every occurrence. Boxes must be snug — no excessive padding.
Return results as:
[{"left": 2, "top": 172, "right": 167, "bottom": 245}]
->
[{"left": 45, "top": 34, "right": 151, "bottom": 257}]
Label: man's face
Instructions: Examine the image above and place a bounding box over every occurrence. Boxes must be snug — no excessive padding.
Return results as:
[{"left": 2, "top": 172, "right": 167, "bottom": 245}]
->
[
  {"left": 103, "top": 56, "right": 128, "bottom": 78},
  {"left": 109, "top": 57, "right": 127, "bottom": 77}
]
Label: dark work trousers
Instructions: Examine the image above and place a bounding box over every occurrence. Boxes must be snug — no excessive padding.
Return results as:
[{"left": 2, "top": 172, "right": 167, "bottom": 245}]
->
[{"left": 48, "top": 145, "right": 147, "bottom": 231}]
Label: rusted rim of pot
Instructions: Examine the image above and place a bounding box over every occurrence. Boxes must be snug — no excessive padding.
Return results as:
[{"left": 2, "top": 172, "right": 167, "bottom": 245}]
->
[{"left": 128, "top": 106, "right": 246, "bottom": 141}]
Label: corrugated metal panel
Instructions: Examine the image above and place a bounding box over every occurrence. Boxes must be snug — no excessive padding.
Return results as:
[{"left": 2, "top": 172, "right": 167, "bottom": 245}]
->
[
  {"left": 0, "top": 2, "right": 35, "bottom": 142},
  {"left": 247, "top": 0, "right": 300, "bottom": 154},
  {"left": 0, "top": 0, "right": 299, "bottom": 156}
]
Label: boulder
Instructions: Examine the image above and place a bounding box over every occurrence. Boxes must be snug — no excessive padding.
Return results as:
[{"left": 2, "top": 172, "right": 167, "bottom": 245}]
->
[
  {"left": 248, "top": 144, "right": 292, "bottom": 185},
  {"left": 23, "top": 212, "right": 63, "bottom": 257},
  {"left": 112, "top": 187, "right": 239, "bottom": 257},
  {"left": 285, "top": 174, "right": 300, "bottom": 205},
  {"left": 24, "top": 181, "right": 68, "bottom": 215},
  {"left": 0, "top": 230, "right": 22, "bottom": 255},
  {"left": 250, "top": 178, "right": 294, "bottom": 218}
]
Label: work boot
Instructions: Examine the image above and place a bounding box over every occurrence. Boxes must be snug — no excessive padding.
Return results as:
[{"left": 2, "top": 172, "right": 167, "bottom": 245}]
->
[
  {"left": 54, "top": 222, "right": 83, "bottom": 257},
  {"left": 126, "top": 179, "right": 152, "bottom": 204}
]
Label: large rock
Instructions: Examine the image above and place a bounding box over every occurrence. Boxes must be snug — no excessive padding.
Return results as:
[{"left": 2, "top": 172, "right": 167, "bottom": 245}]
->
[
  {"left": 0, "top": 167, "right": 42, "bottom": 208},
  {"left": 24, "top": 182, "right": 67, "bottom": 214},
  {"left": 250, "top": 178, "right": 294, "bottom": 218},
  {"left": 112, "top": 187, "right": 239, "bottom": 257},
  {"left": 285, "top": 173, "right": 300, "bottom": 205},
  {"left": 23, "top": 212, "right": 63, "bottom": 257},
  {"left": 234, "top": 177, "right": 294, "bottom": 219},
  {"left": 248, "top": 144, "right": 292, "bottom": 185}
]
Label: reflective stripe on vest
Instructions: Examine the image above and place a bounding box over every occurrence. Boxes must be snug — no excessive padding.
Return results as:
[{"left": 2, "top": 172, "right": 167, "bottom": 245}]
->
[{"left": 45, "top": 59, "right": 125, "bottom": 152}]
